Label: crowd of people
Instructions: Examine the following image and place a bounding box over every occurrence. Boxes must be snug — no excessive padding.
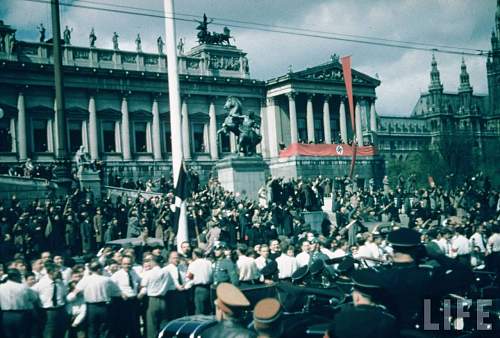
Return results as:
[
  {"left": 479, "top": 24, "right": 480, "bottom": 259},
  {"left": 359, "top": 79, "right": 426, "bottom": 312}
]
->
[{"left": 0, "top": 170, "right": 499, "bottom": 338}]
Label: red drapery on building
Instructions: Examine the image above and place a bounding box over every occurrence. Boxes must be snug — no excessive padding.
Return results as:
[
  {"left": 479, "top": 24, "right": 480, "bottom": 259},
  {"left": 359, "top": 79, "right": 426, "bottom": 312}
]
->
[{"left": 279, "top": 143, "right": 377, "bottom": 158}]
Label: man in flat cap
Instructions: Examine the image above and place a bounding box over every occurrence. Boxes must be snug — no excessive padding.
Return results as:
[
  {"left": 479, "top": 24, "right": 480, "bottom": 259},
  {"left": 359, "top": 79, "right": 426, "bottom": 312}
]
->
[
  {"left": 202, "top": 283, "right": 256, "bottom": 338},
  {"left": 253, "top": 298, "right": 283, "bottom": 338},
  {"left": 326, "top": 269, "right": 398, "bottom": 338},
  {"left": 377, "top": 228, "right": 473, "bottom": 330}
]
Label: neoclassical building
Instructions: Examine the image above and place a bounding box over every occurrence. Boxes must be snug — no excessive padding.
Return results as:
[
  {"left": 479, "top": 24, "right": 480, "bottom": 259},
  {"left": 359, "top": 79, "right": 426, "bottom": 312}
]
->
[
  {"left": 0, "top": 19, "right": 382, "bottom": 183},
  {"left": 1, "top": 2, "right": 498, "bottom": 185}
]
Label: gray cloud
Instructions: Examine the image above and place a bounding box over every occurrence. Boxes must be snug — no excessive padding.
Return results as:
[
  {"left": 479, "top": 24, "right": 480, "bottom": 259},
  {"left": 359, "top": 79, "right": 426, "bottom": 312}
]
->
[{"left": 1, "top": 0, "right": 495, "bottom": 115}]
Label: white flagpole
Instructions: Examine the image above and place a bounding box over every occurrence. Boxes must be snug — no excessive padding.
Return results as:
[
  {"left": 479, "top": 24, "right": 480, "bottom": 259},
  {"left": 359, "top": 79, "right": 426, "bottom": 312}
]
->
[
  {"left": 164, "top": 0, "right": 188, "bottom": 250},
  {"left": 163, "top": 0, "right": 183, "bottom": 185}
]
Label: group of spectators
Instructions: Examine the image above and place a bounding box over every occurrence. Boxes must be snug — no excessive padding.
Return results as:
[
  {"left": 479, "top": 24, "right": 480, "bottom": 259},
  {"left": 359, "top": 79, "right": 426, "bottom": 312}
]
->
[{"left": 0, "top": 170, "right": 499, "bottom": 338}]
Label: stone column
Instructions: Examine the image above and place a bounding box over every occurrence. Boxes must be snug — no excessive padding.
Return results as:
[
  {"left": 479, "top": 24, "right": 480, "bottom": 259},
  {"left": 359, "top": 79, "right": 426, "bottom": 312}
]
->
[
  {"left": 17, "top": 92, "right": 27, "bottom": 160},
  {"left": 181, "top": 97, "right": 191, "bottom": 160},
  {"left": 88, "top": 96, "right": 99, "bottom": 160},
  {"left": 369, "top": 99, "right": 378, "bottom": 132},
  {"left": 10, "top": 118, "right": 17, "bottom": 153},
  {"left": 208, "top": 98, "right": 218, "bottom": 160},
  {"left": 259, "top": 100, "right": 269, "bottom": 157},
  {"left": 306, "top": 94, "right": 315, "bottom": 143},
  {"left": 121, "top": 97, "right": 132, "bottom": 160},
  {"left": 81, "top": 121, "right": 88, "bottom": 151},
  {"left": 355, "top": 100, "right": 363, "bottom": 145},
  {"left": 339, "top": 97, "right": 348, "bottom": 144},
  {"left": 287, "top": 92, "right": 298, "bottom": 144},
  {"left": 266, "top": 97, "right": 280, "bottom": 158},
  {"left": 151, "top": 98, "right": 162, "bottom": 160},
  {"left": 322, "top": 95, "right": 332, "bottom": 144}
]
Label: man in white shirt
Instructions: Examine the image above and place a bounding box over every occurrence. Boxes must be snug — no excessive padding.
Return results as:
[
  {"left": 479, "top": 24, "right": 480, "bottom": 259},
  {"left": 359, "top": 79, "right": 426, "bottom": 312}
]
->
[
  {"left": 187, "top": 248, "right": 213, "bottom": 315},
  {"left": 139, "top": 255, "right": 171, "bottom": 338},
  {"left": 0, "top": 269, "right": 39, "bottom": 338},
  {"left": 32, "top": 262, "right": 68, "bottom": 338},
  {"left": 451, "top": 228, "right": 471, "bottom": 266},
  {"left": 53, "top": 255, "right": 72, "bottom": 283},
  {"left": 165, "top": 251, "right": 186, "bottom": 320},
  {"left": 296, "top": 240, "right": 311, "bottom": 268},
  {"left": 69, "top": 260, "right": 120, "bottom": 338},
  {"left": 469, "top": 224, "right": 487, "bottom": 254},
  {"left": 236, "top": 244, "right": 260, "bottom": 286},
  {"left": 110, "top": 255, "right": 141, "bottom": 338},
  {"left": 276, "top": 243, "right": 298, "bottom": 281}
]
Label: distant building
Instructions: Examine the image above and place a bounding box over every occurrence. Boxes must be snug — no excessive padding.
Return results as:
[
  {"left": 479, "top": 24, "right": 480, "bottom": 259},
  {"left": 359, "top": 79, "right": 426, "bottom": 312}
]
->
[{"left": 377, "top": 3, "right": 500, "bottom": 162}]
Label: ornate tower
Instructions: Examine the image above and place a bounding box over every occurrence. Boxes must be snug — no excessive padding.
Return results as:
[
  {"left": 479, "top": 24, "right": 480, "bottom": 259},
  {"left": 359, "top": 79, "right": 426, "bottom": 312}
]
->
[
  {"left": 428, "top": 54, "right": 444, "bottom": 113},
  {"left": 458, "top": 58, "right": 473, "bottom": 115},
  {"left": 487, "top": 0, "right": 500, "bottom": 116}
]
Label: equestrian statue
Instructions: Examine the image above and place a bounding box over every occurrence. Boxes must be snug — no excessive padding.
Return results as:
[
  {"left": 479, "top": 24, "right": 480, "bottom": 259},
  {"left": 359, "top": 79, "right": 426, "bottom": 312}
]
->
[{"left": 217, "top": 97, "right": 262, "bottom": 156}]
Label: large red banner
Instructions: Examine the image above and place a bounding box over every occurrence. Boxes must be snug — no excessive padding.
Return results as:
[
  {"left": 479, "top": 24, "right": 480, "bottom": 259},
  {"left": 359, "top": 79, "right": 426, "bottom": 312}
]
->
[
  {"left": 341, "top": 56, "right": 357, "bottom": 177},
  {"left": 279, "top": 143, "right": 377, "bottom": 158}
]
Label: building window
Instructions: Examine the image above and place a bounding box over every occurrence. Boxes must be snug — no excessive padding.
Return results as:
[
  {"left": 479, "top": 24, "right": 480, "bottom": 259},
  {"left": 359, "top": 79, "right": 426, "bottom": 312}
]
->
[
  {"left": 32, "top": 120, "right": 48, "bottom": 152},
  {"left": 102, "top": 121, "right": 116, "bottom": 152},
  {"left": 68, "top": 121, "right": 82, "bottom": 153},
  {"left": 163, "top": 123, "right": 171, "bottom": 153},
  {"left": 192, "top": 123, "right": 207, "bottom": 153},
  {"left": 0, "top": 120, "right": 11, "bottom": 152},
  {"left": 134, "top": 122, "right": 148, "bottom": 152}
]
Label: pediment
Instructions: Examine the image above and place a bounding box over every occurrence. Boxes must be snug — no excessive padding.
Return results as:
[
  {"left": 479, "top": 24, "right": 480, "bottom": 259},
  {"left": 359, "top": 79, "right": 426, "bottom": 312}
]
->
[
  {"left": 293, "top": 61, "right": 380, "bottom": 86},
  {"left": 97, "top": 108, "right": 121, "bottom": 119},
  {"left": 27, "top": 105, "right": 54, "bottom": 115},
  {"left": 66, "top": 106, "right": 89, "bottom": 116}
]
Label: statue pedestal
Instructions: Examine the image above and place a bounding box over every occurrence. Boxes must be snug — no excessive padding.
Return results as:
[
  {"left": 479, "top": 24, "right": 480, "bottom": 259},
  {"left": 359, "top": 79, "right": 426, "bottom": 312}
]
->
[
  {"left": 215, "top": 156, "right": 266, "bottom": 201},
  {"left": 78, "top": 169, "right": 102, "bottom": 198}
]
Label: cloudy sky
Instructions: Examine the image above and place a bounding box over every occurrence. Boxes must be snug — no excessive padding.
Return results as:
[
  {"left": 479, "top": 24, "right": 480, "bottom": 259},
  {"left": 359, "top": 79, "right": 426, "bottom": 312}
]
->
[{"left": 1, "top": 0, "right": 496, "bottom": 116}]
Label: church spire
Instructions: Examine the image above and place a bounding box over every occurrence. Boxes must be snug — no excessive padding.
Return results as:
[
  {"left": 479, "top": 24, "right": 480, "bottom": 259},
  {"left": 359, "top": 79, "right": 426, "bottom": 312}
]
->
[
  {"left": 458, "top": 57, "right": 472, "bottom": 93},
  {"left": 428, "top": 54, "right": 443, "bottom": 93}
]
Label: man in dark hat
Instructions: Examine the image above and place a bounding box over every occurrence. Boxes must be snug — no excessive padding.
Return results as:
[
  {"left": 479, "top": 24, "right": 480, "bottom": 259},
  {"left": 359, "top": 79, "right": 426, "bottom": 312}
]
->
[
  {"left": 377, "top": 228, "right": 473, "bottom": 330},
  {"left": 326, "top": 269, "right": 398, "bottom": 338},
  {"left": 202, "top": 283, "right": 256, "bottom": 338},
  {"left": 212, "top": 241, "right": 239, "bottom": 286},
  {"left": 253, "top": 298, "right": 283, "bottom": 338}
]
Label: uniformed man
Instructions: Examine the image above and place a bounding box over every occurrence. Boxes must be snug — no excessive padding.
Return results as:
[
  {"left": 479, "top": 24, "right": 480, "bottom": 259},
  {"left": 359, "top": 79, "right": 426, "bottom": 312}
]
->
[
  {"left": 326, "top": 269, "right": 398, "bottom": 338},
  {"left": 32, "top": 262, "right": 68, "bottom": 338},
  {"left": 68, "top": 260, "right": 120, "bottom": 338},
  {"left": 111, "top": 254, "right": 141, "bottom": 338},
  {"left": 202, "top": 283, "right": 256, "bottom": 338},
  {"left": 253, "top": 298, "right": 283, "bottom": 338},
  {"left": 212, "top": 242, "right": 239, "bottom": 286},
  {"left": 186, "top": 248, "right": 213, "bottom": 315},
  {"left": 0, "top": 269, "right": 39, "bottom": 338},
  {"left": 378, "top": 228, "right": 473, "bottom": 330}
]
